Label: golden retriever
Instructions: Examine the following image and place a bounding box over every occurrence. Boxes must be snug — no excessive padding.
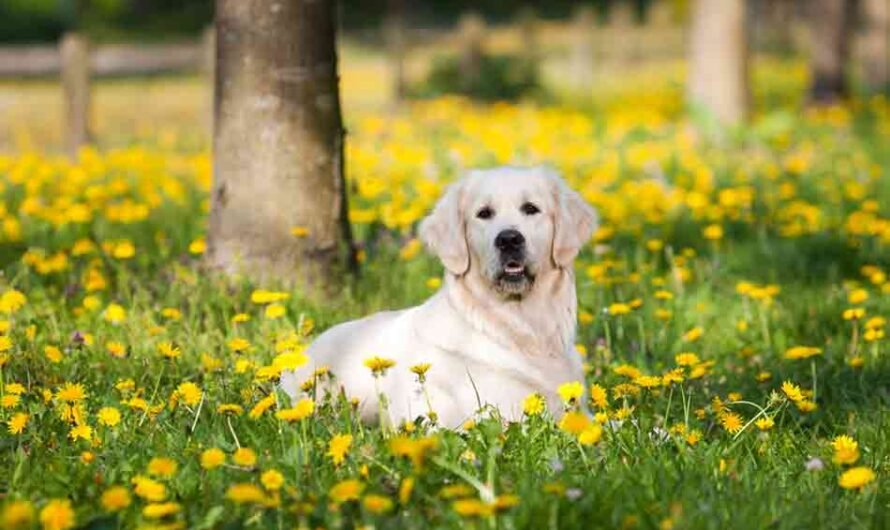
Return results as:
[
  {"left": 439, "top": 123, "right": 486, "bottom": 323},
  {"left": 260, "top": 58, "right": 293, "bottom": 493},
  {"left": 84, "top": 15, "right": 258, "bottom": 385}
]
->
[{"left": 281, "top": 167, "right": 597, "bottom": 427}]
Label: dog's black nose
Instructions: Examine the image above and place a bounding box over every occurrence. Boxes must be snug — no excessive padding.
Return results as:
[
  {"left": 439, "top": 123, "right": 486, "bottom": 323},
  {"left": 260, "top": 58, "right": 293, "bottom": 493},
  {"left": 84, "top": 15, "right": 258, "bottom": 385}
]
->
[{"left": 495, "top": 229, "right": 525, "bottom": 252}]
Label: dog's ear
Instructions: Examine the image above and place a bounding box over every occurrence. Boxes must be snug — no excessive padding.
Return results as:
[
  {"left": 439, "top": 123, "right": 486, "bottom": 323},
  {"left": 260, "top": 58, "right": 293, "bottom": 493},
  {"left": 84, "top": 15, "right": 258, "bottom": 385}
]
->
[
  {"left": 420, "top": 179, "right": 470, "bottom": 276},
  {"left": 551, "top": 174, "right": 598, "bottom": 268}
]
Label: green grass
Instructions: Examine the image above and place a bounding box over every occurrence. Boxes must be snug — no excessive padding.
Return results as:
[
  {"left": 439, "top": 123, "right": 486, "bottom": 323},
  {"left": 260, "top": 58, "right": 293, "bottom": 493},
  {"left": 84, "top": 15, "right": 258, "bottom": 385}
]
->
[{"left": 0, "top": 86, "right": 889, "bottom": 529}]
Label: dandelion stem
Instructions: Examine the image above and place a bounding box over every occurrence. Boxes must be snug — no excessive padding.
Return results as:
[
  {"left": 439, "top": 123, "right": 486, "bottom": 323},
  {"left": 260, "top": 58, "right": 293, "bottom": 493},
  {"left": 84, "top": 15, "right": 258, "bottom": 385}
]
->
[
  {"left": 432, "top": 456, "right": 494, "bottom": 503},
  {"left": 226, "top": 415, "right": 241, "bottom": 448},
  {"left": 810, "top": 359, "right": 817, "bottom": 403},
  {"left": 189, "top": 391, "right": 205, "bottom": 435}
]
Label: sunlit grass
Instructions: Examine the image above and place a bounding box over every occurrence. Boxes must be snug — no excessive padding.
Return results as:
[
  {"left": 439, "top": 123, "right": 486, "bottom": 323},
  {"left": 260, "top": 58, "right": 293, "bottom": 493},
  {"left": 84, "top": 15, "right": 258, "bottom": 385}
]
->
[{"left": 0, "top": 54, "right": 889, "bottom": 529}]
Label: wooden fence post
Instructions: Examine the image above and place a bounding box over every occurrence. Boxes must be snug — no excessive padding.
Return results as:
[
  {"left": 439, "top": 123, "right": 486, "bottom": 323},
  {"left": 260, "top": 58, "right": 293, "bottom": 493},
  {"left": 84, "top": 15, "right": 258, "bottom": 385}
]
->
[
  {"left": 457, "top": 12, "right": 485, "bottom": 91},
  {"left": 610, "top": 1, "right": 636, "bottom": 67},
  {"left": 384, "top": 0, "right": 407, "bottom": 103},
  {"left": 571, "top": 6, "right": 595, "bottom": 90},
  {"left": 517, "top": 5, "right": 539, "bottom": 66},
  {"left": 861, "top": 0, "right": 889, "bottom": 94},
  {"left": 60, "top": 33, "right": 91, "bottom": 156}
]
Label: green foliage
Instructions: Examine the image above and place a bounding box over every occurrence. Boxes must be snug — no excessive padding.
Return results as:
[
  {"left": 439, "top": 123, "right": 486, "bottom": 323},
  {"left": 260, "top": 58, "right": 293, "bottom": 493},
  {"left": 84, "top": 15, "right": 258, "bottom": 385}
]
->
[{"left": 413, "top": 53, "right": 542, "bottom": 102}]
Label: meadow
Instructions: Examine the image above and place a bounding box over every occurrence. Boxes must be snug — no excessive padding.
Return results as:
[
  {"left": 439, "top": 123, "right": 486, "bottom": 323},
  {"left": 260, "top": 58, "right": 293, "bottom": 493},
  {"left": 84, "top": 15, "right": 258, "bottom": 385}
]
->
[{"left": 0, "top": 58, "right": 889, "bottom": 529}]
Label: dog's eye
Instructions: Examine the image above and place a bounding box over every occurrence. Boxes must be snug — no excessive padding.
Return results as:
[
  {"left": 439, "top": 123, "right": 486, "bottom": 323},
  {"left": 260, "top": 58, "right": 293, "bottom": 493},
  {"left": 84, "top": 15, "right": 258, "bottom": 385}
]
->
[
  {"left": 520, "top": 202, "right": 540, "bottom": 215},
  {"left": 476, "top": 206, "right": 494, "bottom": 220}
]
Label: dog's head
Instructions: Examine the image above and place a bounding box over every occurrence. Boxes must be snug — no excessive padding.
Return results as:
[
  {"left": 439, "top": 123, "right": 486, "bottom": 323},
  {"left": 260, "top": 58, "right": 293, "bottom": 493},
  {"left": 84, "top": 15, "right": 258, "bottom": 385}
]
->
[{"left": 420, "top": 167, "right": 597, "bottom": 298}]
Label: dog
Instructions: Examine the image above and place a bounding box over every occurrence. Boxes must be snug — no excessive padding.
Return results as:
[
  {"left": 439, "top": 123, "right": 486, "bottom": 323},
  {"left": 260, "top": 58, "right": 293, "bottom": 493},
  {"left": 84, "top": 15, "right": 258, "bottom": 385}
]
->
[{"left": 281, "top": 167, "right": 597, "bottom": 428}]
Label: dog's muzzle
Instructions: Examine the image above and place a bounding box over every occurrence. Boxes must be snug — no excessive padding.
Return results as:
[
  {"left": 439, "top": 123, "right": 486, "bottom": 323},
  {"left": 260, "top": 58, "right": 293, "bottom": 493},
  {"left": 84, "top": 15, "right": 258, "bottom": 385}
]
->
[{"left": 494, "top": 229, "right": 534, "bottom": 291}]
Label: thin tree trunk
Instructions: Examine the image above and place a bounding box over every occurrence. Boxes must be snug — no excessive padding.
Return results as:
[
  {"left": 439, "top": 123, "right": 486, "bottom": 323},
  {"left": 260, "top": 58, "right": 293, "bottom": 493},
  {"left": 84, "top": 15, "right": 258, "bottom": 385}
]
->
[
  {"left": 208, "top": 0, "right": 355, "bottom": 292},
  {"left": 808, "top": 0, "right": 859, "bottom": 103},
  {"left": 687, "top": 0, "right": 749, "bottom": 125}
]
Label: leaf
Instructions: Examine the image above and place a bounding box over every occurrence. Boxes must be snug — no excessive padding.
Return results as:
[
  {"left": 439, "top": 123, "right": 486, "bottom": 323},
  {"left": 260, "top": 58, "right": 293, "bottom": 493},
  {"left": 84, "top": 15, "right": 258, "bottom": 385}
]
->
[{"left": 76, "top": 515, "right": 118, "bottom": 530}]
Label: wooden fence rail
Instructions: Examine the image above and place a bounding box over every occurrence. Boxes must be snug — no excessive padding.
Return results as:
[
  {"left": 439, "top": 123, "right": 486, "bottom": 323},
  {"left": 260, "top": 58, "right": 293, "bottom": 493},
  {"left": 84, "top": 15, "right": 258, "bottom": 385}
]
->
[{"left": 0, "top": 41, "right": 206, "bottom": 78}]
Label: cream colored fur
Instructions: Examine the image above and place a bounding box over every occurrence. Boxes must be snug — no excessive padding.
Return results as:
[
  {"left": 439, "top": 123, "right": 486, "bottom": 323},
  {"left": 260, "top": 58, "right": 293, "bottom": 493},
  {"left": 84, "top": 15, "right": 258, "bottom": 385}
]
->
[{"left": 281, "top": 167, "right": 597, "bottom": 427}]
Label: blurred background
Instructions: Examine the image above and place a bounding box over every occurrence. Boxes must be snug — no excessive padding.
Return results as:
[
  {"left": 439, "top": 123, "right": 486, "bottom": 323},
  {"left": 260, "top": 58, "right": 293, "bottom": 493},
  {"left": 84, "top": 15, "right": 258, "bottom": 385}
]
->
[{"left": 0, "top": 0, "right": 886, "bottom": 153}]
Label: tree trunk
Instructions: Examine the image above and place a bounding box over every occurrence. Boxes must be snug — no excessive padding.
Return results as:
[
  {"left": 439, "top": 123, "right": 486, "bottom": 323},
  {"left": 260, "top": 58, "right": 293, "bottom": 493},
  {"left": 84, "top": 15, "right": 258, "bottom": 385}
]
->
[
  {"left": 808, "top": 0, "right": 859, "bottom": 103},
  {"left": 208, "top": 0, "right": 355, "bottom": 292},
  {"left": 861, "top": 0, "right": 889, "bottom": 93},
  {"left": 687, "top": 0, "right": 749, "bottom": 125}
]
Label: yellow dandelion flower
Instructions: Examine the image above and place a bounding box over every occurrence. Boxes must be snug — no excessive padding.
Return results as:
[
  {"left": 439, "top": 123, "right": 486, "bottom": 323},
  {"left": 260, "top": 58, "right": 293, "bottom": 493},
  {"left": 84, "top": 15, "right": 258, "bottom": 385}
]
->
[
  {"left": 523, "top": 393, "right": 546, "bottom": 416},
  {"left": 226, "top": 483, "right": 265, "bottom": 504},
  {"left": 7, "top": 412, "right": 29, "bottom": 434},
  {"left": 103, "top": 303, "right": 126, "bottom": 324},
  {"left": 232, "top": 448, "right": 257, "bottom": 468},
  {"left": 364, "top": 356, "right": 396, "bottom": 376},
  {"left": 608, "top": 303, "right": 631, "bottom": 316},
  {"left": 720, "top": 412, "right": 744, "bottom": 434},
  {"left": 675, "top": 352, "right": 700, "bottom": 366},
  {"left": 832, "top": 435, "right": 860, "bottom": 465},
  {"left": 248, "top": 394, "right": 277, "bottom": 419},
  {"left": 39, "top": 499, "right": 75, "bottom": 530},
  {"left": 843, "top": 307, "right": 865, "bottom": 320},
  {"left": 265, "top": 303, "right": 286, "bottom": 319},
  {"left": 2, "top": 500, "right": 35, "bottom": 528},
  {"left": 781, "top": 381, "right": 804, "bottom": 402},
  {"left": 682, "top": 327, "right": 704, "bottom": 342},
  {"left": 227, "top": 337, "right": 251, "bottom": 352},
  {"left": 173, "top": 382, "right": 202, "bottom": 407},
  {"left": 409, "top": 362, "right": 431, "bottom": 380},
  {"left": 362, "top": 494, "right": 394, "bottom": 514},
  {"left": 0, "top": 290, "right": 27, "bottom": 314},
  {"left": 557, "top": 381, "right": 584, "bottom": 404},
  {"left": 327, "top": 434, "right": 353, "bottom": 466},
  {"left": 199, "top": 447, "right": 226, "bottom": 470},
  {"left": 838, "top": 467, "right": 876, "bottom": 490},
  {"left": 847, "top": 289, "right": 869, "bottom": 305},
  {"left": 188, "top": 238, "right": 206, "bottom": 255},
  {"left": 590, "top": 383, "right": 608, "bottom": 408},
  {"left": 157, "top": 341, "right": 181, "bottom": 359},
  {"left": 755, "top": 417, "right": 775, "bottom": 431},
  {"left": 578, "top": 424, "right": 603, "bottom": 445},
  {"left": 329, "top": 479, "right": 364, "bottom": 503},
  {"left": 142, "top": 502, "right": 180, "bottom": 519},
  {"left": 147, "top": 457, "right": 178, "bottom": 478},
  {"left": 260, "top": 469, "right": 284, "bottom": 491},
  {"left": 290, "top": 226, "right": 310, "bottom": 238},
  {"left": 69, "top": 424, "right": 93, "bottom": 442},
  {"left": 275, "top": 398, "right": 315, "bottom": 422},
  {"left": 44, "top": 345, "right": 63, "bottom": 363},
  {"left": 97, "top": 407, "right": 121, "bottom": 427},
  {"left": 559, "top": 410, "right": 591, "bottom": 435},
  {"left": 703, "top": 224, "right": 723, "bottom": 240},
  {"left": 100, "top": 486, "right": 131, "bottom": 512},
  {"left": 399, "top": 476, "right": 415, "bottom": 504}
]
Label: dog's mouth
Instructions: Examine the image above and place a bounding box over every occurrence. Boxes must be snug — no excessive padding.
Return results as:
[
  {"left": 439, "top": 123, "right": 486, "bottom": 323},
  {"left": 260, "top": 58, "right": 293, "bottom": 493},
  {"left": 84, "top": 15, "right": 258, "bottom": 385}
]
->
[
  {"left": 495, "top": 259, "right": 535, "bottom": 296},
  {"left": 500, "top": 260, "right": 529, "bottom": 281}
]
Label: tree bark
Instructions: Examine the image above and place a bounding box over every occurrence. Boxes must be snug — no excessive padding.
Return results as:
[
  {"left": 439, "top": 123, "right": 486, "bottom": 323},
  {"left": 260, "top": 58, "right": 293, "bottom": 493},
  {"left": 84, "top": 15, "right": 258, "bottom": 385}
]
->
[
  {"left": 687, "top": 0, "right": 749, "bottom": 125},
  {"left": 208, "top": 0, "right": 355, "bottom": 292},
  {"left": 808, "top": 0, "right": 859, "bottom": 103}
]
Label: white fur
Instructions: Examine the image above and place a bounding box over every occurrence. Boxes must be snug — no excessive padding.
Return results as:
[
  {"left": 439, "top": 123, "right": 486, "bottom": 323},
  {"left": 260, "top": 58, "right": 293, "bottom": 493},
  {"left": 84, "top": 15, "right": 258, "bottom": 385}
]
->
[{"left": 280, "top": 167, "right": 598, "bottom": 428}]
